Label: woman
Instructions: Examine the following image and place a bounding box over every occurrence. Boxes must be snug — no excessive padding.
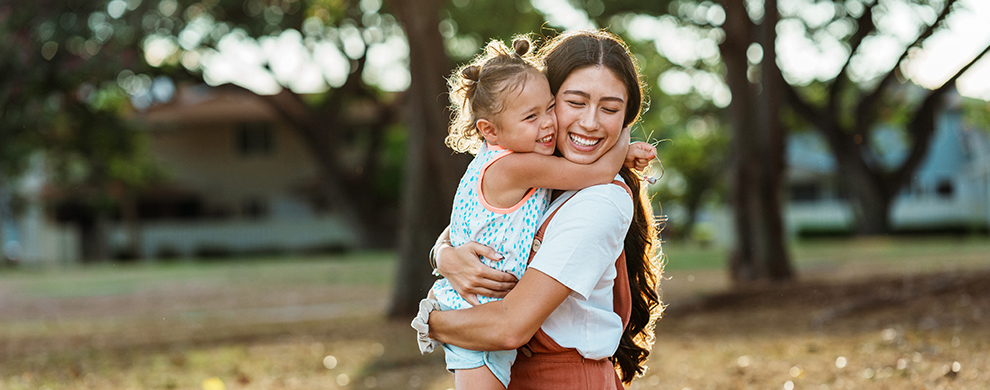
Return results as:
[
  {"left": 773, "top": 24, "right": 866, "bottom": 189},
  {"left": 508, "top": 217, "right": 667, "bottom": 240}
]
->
[{"left": 419, "top": 30, "right": 663, "bottom": 389}]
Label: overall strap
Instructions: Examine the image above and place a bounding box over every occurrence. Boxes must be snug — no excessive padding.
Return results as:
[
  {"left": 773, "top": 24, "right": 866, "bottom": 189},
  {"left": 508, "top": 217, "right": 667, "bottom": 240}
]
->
[
  {"left": 609, "top": 179, "right": 633, "bottom": 329},
  {"left": 608, "top": 179, "right": 634, "bottom": 389},
  {"left": 522, "top": 179, "right": 635, "bottom": 347},
  {"left": 527, "top": 192, "right": 572, "bottom": 265}
]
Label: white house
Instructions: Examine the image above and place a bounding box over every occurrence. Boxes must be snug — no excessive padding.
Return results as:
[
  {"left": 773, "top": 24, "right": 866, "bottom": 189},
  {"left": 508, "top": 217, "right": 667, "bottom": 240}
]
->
[{"left": 6, "top": 85, "right": 358, "bottom": 265}]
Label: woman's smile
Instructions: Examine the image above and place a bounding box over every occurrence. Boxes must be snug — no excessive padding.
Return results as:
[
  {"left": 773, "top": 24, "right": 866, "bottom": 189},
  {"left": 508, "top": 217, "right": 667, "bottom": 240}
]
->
[{"left": 568, "top": 133, "right": 601, "bottom": 148}]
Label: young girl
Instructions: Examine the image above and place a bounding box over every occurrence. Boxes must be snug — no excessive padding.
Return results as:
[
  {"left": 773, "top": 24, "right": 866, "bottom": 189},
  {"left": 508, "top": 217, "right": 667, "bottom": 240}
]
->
[{"left": 420, "top": 37, "right": 652, "bottom": 390}]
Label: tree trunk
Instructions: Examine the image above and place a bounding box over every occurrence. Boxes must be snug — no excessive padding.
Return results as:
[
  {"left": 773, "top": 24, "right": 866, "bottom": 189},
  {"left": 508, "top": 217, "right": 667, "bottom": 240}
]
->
[
  {"left": 0, "top": 176, "right": 7, "bottom": 264},
  {"left": 121, "top": 190, "right": 143, "bottom": 261},
  {"left": 721, "top": 0, "right": 758, "bottom": 281},
  {"left": 721, "top": 0, "right": 792, "bottom": 282},
  {"left": 93, "top": 210, "right": 111, "bottom": 262},
  {"left": 681, "top": 195, "right": 702, "bottom": 241},
  {"left": 387, "top": 0, "right": 471, "bottom": 318},
  {"left": 841, "top": 162, "right": 891, "bottom": 235},
  {"left": 754, "top": 0, "right": 792, "bottom": 280}
]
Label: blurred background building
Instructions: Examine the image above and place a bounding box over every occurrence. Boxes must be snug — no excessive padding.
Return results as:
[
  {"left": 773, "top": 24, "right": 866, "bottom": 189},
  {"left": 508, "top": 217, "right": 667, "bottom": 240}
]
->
[
  {"left": 7, "top": 85, "right": 358, "bottom": 265},
  {"left": 785, "top": 88, "right": 990, "bottom": 236}
]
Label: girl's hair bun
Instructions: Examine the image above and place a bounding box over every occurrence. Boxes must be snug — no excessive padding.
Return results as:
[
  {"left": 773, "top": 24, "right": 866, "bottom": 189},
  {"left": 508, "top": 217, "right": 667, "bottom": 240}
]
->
[
  {"left": 512, "top": 38, "right": 530, "bottom": 57},
  {"left": 461, "top": 65, "right": 481, "bottom": 83}
]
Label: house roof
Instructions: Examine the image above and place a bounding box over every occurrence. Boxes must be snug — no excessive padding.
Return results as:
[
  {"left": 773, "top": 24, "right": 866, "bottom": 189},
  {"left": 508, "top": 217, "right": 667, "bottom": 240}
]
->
[{"left": 137, "top": 84, "right": 279, "bottom": 125}]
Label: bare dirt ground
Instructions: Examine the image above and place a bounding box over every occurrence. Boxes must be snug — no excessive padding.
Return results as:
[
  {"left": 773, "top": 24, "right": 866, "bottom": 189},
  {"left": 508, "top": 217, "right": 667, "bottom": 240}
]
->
[
  {"left": 644, "top": 267, "right": 990, "bottom": 390},
  {"left": 1, "top": 241, "right": 988, "bottom": 390}
]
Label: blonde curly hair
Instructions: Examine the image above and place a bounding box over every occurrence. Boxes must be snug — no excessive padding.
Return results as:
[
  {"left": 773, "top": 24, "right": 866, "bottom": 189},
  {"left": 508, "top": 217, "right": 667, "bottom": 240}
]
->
[{"left": 446, "top": 36, "right": 543, "bottom": 154}]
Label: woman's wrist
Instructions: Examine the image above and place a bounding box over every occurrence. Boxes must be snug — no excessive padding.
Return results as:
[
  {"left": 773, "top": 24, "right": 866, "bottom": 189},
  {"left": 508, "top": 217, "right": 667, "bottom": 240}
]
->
[{"left": 430, "top": 240, "right": 452, "bottom": 277}]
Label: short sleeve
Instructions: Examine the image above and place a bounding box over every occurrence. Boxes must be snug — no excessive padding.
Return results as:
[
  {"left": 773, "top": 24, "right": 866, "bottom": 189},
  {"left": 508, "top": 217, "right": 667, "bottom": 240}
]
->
[{"left": 528, "top": 183, "right": 633, "bottom": 300}]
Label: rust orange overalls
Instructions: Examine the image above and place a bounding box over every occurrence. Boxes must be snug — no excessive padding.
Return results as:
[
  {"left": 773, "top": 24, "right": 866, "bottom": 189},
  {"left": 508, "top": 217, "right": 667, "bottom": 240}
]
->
[{"left": 507, "top": 180, "right": 632, "bottom": 390}]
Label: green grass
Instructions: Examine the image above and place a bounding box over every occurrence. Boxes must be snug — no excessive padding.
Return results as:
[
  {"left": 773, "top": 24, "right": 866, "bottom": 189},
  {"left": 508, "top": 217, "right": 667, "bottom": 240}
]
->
[
  {"left": 5, "top": 237, "right": 985, "bottom": 298},
  {"left": 659, "top": 242, "right": 727, "bottom": 271},
  {"left": 2, "top": 251, "right": 397, "bottom": 299},
  {"left": 661, "top": 235, "right": 990, "bottom": 272}
]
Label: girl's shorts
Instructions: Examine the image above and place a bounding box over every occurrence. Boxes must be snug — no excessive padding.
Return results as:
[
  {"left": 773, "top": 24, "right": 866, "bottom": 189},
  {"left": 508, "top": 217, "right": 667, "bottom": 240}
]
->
[{"left": 438, "top": 301, "right": 515, "bottom": 388}]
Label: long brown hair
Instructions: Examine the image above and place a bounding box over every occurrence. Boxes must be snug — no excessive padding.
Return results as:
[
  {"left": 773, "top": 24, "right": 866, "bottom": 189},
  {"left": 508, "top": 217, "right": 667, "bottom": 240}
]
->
[{"left": 539, "top": 29, "right": 663, "bottom": 383}]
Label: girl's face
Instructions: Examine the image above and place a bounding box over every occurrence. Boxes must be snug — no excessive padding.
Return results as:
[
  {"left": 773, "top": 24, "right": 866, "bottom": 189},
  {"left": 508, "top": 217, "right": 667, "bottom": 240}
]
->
[
  {"left": 484, "top": 74, "right": 557, "bottom": 155},
  {"left": 553, "top": 66, "right": 627, "bottom": 164}
]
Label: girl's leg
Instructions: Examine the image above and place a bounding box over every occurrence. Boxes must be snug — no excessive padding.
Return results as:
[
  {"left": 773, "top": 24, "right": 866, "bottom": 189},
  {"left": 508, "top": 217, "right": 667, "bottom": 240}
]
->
[{"left": 454, "top": 366, "right": 505, "bottom": 390}]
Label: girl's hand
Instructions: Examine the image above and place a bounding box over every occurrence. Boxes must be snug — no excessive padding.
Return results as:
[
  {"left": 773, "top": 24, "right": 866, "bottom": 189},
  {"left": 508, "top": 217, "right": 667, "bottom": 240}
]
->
[
  {"left": 436, "top": 242, "right": 518, "bottom": 306},
  {"left": 625, "top": 141, "right": 656, "bottom": 171}
]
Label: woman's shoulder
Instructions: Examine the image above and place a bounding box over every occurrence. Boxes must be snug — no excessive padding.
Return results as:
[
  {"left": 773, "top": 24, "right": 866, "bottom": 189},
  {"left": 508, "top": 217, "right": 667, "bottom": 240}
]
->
[
  {"left": 559, "top": 177, "right": 633, "bottom": 220},
  {"left": 574, "top": 176, "right": 633, "bottom": 201}
]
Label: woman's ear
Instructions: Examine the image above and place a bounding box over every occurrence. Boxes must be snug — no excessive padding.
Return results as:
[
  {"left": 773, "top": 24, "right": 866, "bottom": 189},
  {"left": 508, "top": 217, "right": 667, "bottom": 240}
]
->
[{"left": 476, "top": 119, "right": 498, "bottom": 144}]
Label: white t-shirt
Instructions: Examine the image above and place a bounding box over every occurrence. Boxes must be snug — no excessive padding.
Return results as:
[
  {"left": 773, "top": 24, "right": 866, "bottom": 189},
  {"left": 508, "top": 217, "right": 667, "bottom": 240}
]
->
[{"left": 527, "top": 174, "right": 633, "bottom": 360}]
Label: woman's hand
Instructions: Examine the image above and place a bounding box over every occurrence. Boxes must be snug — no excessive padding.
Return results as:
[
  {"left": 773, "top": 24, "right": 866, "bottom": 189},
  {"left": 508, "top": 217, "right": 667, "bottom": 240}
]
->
[{"left": 436, "top": 241, "right": 518, "bottom": 306}]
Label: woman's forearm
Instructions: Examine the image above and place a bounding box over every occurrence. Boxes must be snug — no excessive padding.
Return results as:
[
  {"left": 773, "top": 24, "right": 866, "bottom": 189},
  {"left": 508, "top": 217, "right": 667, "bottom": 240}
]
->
[
  {"left": 429, "top": 269, "right": 571, "bottom": 351},
  {"left": 430, "top": 300, "right": 523, "bottom": 351}
]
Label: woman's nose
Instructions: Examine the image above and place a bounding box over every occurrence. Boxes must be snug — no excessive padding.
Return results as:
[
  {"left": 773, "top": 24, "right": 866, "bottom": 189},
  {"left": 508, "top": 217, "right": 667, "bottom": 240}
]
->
[{"left": 578, "top": 108, "right": 597, "bottom": 130}]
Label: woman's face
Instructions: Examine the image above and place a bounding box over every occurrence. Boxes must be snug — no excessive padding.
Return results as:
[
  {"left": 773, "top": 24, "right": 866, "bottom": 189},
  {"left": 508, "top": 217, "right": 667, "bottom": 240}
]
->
[{"left": 553, "top": 66, "right": 627, "bottom": 165}]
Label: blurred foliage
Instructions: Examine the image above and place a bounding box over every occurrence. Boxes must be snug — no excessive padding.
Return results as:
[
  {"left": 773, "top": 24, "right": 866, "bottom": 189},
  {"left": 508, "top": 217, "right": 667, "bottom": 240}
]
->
[
  {"left": 962, "top": 97, "right": 990, "bottom": 132},
  {"left": 650, "top": 120, "right": 728, "bottom": 239},
  {"left": 0, "top": 1, "right": 164, "bottom": 208},
  {"left": 606, "top": 3, "right": 730, "bottom": 241},
  {"left": 443, "top": 0, "right": 547, "bottom": 61}
]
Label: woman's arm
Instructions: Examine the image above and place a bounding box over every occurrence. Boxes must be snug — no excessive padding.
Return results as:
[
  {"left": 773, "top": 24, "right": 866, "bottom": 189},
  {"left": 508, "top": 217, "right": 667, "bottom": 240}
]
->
[
  {"left": 429, "top": 268, "right": 571, "bottom": 351},
  {"left": 489, "top": 127, "right": 631, "bottom": 191}
]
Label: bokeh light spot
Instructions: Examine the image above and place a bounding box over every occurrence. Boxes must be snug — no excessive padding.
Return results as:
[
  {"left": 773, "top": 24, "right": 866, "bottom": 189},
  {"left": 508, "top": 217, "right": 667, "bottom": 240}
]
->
[
  {"left": 201, "top": 377, "right": 225, "bottom": 390},
  {"left": 323, "top": 355, "right": 337, "bottom": 369},
  {"left": 737, "top": 355, "right": 751, "bottom": 367}
]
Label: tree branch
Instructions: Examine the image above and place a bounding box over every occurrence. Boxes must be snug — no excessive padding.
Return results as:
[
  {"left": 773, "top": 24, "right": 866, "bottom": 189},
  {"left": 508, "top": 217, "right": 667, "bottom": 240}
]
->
[
  {"left": 891, "top": 41, "right": 990, "bottom": 190},
  {"left": 828, "top": 4, "right": 875, "bottom": 112},
  {"left": 854, "top": 0, "right": 958, "bottom": 131}
]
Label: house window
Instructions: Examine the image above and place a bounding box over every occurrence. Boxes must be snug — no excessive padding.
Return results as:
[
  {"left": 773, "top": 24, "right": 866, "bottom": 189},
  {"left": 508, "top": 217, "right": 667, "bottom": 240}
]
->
[
  {"left": 242, "top": 197, "right": 269, "bottom": 219},
  {"left": 790, "top": 183, "right": 820, "bottom": 203},
  {"left": 236, "top": 122, "right": 274, "bottom": 156},
  {"left": 936, "top": 179, "right": 954, "bottom": 198}
]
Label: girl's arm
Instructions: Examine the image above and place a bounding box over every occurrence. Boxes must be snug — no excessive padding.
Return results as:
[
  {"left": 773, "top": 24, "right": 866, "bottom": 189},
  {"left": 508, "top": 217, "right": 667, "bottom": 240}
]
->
[
  {"left": 490, "top": 127, "right": 631, "bottom": 191},
  {"left": 625, "top": 141, "right": 656, "bottom": 171},
  {"left": 429, "top": 268, "right": 571, "bottom": 351}
]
